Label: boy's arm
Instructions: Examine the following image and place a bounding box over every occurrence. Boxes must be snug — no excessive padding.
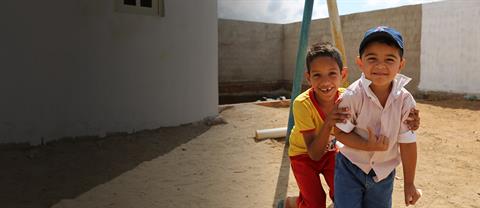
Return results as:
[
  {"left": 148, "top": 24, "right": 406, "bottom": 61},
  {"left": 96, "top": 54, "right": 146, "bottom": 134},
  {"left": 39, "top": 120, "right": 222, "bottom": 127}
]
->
[
  {"left": 334, "top": 106, "right": 419, "bottom": 151},
  {"left": 400, "top": 143, "right": 421, "bottom": 206},
  {"left": 334, "top": 127, "right": 389, "bottom": 151},
  {"left": 302, "top": 122, "right": 333, "bottom": 161},
  {"left": 334, "top": 89, "right": 389, "bottom": 151},
  {"left": 405, "top": 108, "right": 420, "bottom": 131},
  {"left": 399, "top": 94, "right": 421, "bottom": 206},
  {"left": 292, "top": 98, "right": 335, "bottom": 161},
  {"left": 303, "top": 100, "right": 350, "bottom": 160}
]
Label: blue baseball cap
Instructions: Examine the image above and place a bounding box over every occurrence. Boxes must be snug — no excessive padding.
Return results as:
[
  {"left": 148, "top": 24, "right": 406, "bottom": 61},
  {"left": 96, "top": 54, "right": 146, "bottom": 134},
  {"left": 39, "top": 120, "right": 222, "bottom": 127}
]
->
[{"left": 359, "top": 26, "right": 404, "bottom": 56}]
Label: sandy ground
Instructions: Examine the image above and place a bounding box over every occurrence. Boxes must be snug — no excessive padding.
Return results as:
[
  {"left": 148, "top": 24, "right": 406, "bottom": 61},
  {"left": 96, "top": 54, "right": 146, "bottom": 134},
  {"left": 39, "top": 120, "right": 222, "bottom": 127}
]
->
[{"left": 1, "top": 99, "right": 479, "bottom": 208}]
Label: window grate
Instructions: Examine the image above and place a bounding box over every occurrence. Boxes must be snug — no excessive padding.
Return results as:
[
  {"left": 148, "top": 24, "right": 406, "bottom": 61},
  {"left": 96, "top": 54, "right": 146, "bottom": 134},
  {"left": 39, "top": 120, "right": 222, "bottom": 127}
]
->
[
  {"left": 115, "top": 0, "right": 164, "bottom": 17},
  {"left": 124, "top": 0, "right": 136, "bottom": 6},
  {"left": 140, "top": 0, "right": 152, "bottom": 8}
]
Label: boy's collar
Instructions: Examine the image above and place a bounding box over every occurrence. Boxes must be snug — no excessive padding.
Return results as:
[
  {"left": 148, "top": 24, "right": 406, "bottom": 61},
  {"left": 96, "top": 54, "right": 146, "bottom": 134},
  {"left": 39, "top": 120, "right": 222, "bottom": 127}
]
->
[
  {"left": 360, "top": 73, "right": 411, "bottom": 99},
  {"left": 308, "top": 88, "right": 341, "bottom": 121}
]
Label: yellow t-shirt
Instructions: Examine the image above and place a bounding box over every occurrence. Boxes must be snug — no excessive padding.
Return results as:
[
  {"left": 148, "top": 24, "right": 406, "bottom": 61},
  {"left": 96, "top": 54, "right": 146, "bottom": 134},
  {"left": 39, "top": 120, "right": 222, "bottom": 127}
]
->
[{"left": 288, "top": 88, "right": 345, "bottom": 156}]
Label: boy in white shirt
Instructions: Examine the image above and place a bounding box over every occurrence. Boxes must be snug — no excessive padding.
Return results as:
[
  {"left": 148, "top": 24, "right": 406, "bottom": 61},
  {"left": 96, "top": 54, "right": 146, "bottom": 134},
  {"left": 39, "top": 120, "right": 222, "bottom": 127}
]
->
[{"left": 334, "top": 26, "right": 422, "bottom": 207}]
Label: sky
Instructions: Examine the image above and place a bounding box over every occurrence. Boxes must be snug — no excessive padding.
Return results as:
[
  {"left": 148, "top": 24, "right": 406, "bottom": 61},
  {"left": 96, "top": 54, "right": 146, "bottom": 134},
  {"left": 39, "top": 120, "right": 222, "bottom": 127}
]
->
[{"left": 218, "top": 0, "right": 444, "bottom": 24}]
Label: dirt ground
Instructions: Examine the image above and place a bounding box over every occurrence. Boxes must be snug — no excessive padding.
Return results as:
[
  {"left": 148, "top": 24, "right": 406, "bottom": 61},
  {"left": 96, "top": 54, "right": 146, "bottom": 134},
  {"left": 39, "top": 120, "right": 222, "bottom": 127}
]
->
[{"left": 1, "top": 98, "right": 479, "bottom": 208}]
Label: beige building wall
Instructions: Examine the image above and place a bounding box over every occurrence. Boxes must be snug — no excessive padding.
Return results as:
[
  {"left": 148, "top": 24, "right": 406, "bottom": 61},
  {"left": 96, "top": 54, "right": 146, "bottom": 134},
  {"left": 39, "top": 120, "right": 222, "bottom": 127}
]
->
[
  {"left": 419, "top": 0, "right": 480, "bottom": 95},
  {"left": 0, "top": 0, "right": 218, "bottom": 144}
]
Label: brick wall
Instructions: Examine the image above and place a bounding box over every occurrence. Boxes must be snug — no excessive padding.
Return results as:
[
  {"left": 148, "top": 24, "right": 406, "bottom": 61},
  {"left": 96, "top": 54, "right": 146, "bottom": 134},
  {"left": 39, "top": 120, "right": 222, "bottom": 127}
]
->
[{"left": 219, "top": 4, "right": 422, "bottom": 97}]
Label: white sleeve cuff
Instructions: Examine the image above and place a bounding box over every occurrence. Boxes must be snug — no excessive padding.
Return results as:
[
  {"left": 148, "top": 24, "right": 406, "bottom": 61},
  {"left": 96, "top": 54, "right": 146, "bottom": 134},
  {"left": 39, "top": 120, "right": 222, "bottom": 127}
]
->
[
  {"left": 398, "top": 130, "right": 416, "bottom": 143},
  {"left": 336, "top": 120, "right": 355, "bottom": 133}
]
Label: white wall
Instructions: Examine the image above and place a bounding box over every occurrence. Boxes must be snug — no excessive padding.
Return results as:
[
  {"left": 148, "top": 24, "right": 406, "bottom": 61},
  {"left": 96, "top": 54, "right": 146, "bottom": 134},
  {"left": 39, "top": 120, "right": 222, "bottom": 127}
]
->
[
  {"left": 419, "top": 0, "right": 480, "bottom": 94},
  {"left": 0, "top": 0, "right": 218, "bottom": 144}
]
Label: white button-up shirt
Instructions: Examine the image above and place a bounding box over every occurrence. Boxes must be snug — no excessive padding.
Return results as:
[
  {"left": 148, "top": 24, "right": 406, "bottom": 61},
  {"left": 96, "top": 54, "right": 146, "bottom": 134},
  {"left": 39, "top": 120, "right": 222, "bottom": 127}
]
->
[{"left": 336, "top": 73, "right": 416, "bottom": 182}]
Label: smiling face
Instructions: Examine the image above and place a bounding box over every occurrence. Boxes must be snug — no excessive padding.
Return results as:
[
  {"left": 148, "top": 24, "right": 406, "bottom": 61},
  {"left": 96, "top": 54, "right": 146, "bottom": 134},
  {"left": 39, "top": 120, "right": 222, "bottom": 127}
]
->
[
  {"left": 356, "top": 42, "right": 405, "bottom": 89},
  {"left": 305, "top": 56, "right": 346, "bottom": 103}
]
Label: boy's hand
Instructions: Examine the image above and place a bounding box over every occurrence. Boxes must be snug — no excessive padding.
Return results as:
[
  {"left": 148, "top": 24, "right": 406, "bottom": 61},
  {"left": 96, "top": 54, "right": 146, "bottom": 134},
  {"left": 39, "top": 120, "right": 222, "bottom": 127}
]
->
[
  {"left": 325, "top": 99, "right": 350, "bottom": 128},
  {"left": 405, "top": 108, "right": 420, "bottom": 131},
  {"left": 366, "top": 127, "right": 389, "bottom": 151},
  {"left": 404, "top": 183, "right": 422, "bottom": 206}
]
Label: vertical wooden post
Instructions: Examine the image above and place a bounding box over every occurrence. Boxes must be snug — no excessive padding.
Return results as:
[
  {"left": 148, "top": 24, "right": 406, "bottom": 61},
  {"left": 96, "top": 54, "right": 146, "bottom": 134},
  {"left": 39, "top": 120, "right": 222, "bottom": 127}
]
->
[
  {"left": 326, "top": 0, "right": 347, "bottom": 65},
  {"left": 327, "top": 0, "right": 349, "bottom": 87}
]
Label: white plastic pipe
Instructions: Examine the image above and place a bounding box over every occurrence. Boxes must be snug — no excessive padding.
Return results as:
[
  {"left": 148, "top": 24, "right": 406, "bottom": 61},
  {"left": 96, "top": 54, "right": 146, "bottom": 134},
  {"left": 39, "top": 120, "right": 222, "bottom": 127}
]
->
[{"left": 255, "top": 127, "right": 287, "bottom": 140}]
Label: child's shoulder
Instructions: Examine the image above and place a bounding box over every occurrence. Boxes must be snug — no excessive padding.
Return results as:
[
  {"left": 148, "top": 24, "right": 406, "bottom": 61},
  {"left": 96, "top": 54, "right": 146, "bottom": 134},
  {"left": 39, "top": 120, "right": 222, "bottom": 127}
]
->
[
  {"left": 399, "top": 87, "right": 416, "bottom": 105},
  {"left": 340, "top": 79, "right": 363, "bottom": 99},
  {"left": 292, "top": 89, "right": 316, "bottom": 115},
  {"left": 399, "top": 87, "right": 413, "bottom": 97},
  {"left": 293, "top": 89, "right": 313, "bottom": 106}
]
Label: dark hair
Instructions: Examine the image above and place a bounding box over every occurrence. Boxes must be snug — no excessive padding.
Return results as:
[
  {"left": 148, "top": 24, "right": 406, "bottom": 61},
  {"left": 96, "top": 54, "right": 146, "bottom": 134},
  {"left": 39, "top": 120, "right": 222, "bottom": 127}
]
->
[
  {"left": 359, "top": 34, "right": 404, "bottom": 58},
  {"left": 306, "top": 42, "right": 343, "bottom": 72}
]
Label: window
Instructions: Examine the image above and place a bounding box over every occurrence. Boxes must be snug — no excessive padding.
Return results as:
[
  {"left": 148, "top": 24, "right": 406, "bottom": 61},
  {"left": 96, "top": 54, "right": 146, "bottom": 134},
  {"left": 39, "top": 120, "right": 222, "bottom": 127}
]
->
[
  {"left": 115, "top": 0, "right": 164, "bottom": 16},
  {"left": 124, "top": 0, "right": 136, "bottom": 6},
  {"left": 140, "top": 0, "right": 152, "bottom": 8}
]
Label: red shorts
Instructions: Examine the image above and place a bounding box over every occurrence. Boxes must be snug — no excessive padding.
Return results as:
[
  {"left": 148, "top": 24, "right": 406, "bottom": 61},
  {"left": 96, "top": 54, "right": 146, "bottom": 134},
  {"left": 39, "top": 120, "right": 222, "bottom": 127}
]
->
[{"left": 290, "top": 151, "right": 336, "bottom": 208}]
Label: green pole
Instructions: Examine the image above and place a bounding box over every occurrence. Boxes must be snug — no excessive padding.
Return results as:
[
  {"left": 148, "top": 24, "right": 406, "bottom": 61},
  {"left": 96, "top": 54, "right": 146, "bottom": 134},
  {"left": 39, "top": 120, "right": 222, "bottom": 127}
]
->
[{"left": 286, "top": 0, "right": 314, "bottom": 145}]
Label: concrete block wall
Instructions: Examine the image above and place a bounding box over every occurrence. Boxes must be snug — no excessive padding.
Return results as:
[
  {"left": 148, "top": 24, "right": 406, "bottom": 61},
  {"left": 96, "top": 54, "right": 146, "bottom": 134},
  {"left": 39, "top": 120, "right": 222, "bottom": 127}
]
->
[
  {"left": 218, "top": 20, "right": 285, "bottom": 98},
  {"left": 282, "top": 18, "right": 333, "bottom": 87},
  {"left": 219, "top": 2, "right": 480, "bottom": 99},
  {"left": 220, "top": 4, "right": 422, "bottom": 97},
  {"left": 283, "top": 4, "right": 422, "bottom": 93}
]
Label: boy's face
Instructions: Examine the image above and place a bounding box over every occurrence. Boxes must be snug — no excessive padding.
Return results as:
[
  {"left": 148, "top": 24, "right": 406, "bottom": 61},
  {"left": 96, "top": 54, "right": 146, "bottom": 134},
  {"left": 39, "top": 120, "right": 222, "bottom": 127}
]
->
[
  {"left": 305, "top": 56, "right": 346, "bottom": 103},
  {"left": 356, "top": 42, "right": 405, "bottom": 88}
]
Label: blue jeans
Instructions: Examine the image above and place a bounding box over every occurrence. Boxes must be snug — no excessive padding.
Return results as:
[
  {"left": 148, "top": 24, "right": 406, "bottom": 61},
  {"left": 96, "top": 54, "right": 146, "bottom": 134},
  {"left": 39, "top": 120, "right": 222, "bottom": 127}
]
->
[{"left": 334, "top": 152, "right": 395, "bottom": 208}]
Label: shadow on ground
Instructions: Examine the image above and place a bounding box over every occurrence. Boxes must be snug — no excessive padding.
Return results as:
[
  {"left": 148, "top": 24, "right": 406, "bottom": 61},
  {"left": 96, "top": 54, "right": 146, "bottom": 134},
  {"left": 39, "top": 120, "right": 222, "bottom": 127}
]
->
[
  {"left": 272, "top": 141, "right": 291, "bottom": 208},
  {"left": 0, "top": 123, "right": 210, "bottom": 208},
  {"left": 417, "top": 99, "right": 480, "bottom": 111}
]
